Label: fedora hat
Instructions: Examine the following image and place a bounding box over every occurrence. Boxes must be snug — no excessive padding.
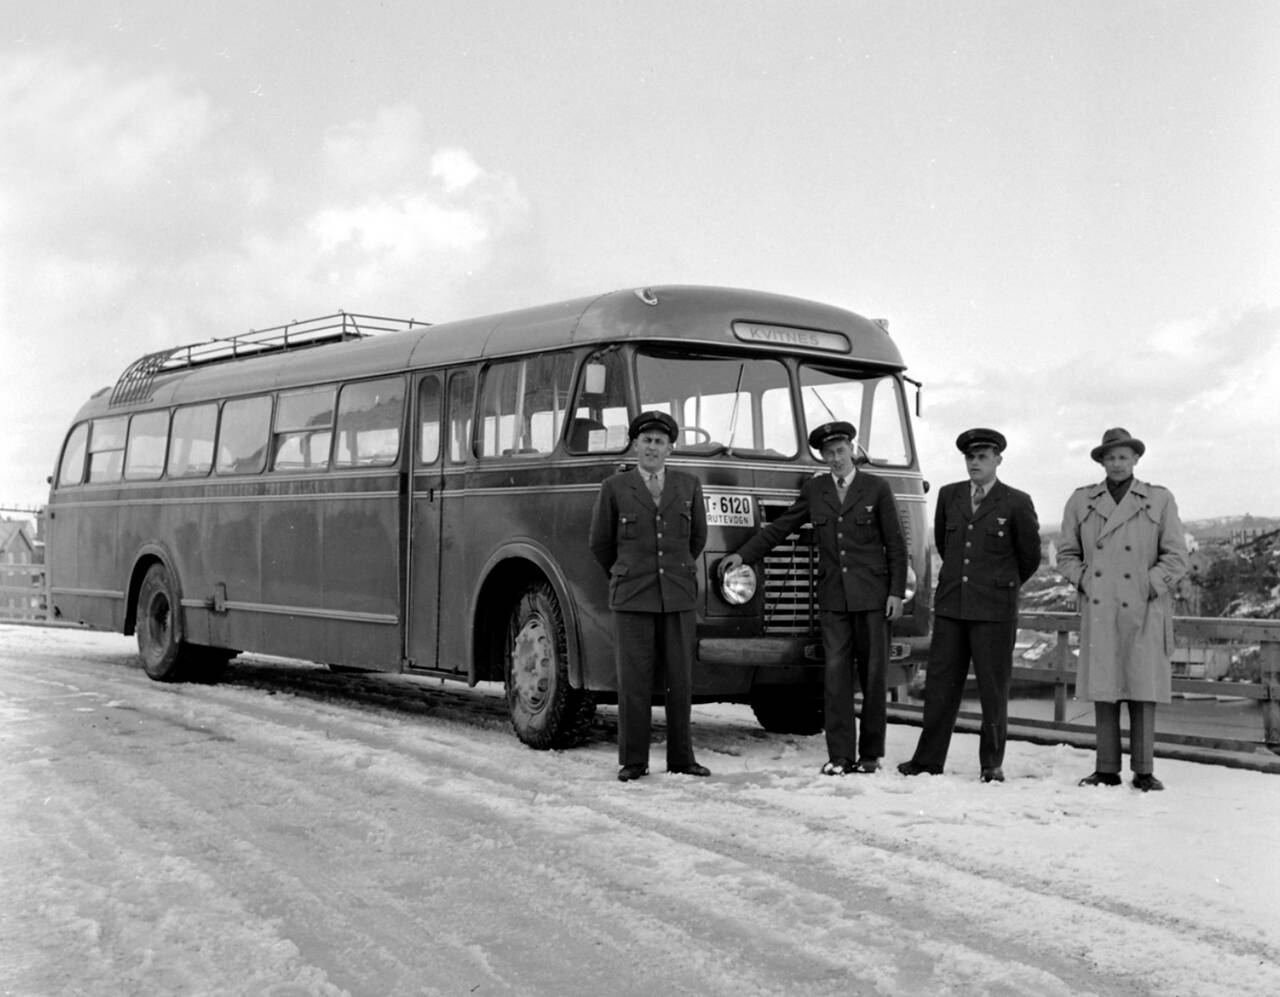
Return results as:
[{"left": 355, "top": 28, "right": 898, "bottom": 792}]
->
[{"left": 1090, "top": 427, "right": 1146, "bottom": 462}]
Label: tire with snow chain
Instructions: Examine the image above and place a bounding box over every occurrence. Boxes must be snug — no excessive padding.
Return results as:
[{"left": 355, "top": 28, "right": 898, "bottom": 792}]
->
[{"left": 504, "top": 580, "right": 595, "bottom": 749}]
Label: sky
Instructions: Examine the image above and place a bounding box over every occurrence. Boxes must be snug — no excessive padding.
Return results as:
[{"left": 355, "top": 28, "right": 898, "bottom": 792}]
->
[{"left": 2, "top": 0, "right": 1278, "bottom": 524}]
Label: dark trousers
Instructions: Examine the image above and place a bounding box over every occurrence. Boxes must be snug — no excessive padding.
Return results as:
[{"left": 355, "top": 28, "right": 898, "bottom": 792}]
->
[
  {"left": 820, "top": 609, "right": 888, "bottom": 761},
  {"left": 912, "top": 615, "right": 1016, "bottom": 771},
  {"left": 1094, "top": 700, "right": 1156, "bottom": 775},
  {"left": 613, "top": 609, "right": 696, "bottom": 769}
]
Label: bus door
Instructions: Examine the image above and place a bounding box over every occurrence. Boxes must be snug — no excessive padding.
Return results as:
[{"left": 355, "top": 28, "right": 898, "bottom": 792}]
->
[{"left": 406, "top": 372, "right": 446, "bottom": 670}]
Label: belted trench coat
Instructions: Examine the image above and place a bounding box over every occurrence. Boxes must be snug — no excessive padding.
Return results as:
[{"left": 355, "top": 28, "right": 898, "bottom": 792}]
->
[{"left": 1057, "top": 479, "right": 1187, "bottom": 703}]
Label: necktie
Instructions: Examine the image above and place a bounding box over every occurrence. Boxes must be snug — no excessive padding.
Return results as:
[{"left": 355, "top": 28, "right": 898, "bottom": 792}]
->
[
  {"left": 646, "top": 473, "right": 662, "bottom": 502},
  {"left": 835, "top": 476, "right": 847, "bottom": 502},
  {"left": 972, "top": 484, "right": 985, "bottom": 512}
]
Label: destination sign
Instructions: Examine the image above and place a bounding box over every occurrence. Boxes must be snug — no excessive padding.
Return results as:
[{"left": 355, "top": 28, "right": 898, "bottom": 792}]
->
[{"left": 732, "top": 321, "right": 850, "bottom": 354}]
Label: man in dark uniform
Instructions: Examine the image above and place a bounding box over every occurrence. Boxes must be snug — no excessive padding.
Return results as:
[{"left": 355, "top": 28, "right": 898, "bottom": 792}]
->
[
  {"left": 899, "top": 428, "right": 1041, "bottom": 782},
  {"left": 589, "top": 411, "right": 711, "bottom": 782},
  {"left": 720, "top": 421, "right": 906, "bottom": 776}
]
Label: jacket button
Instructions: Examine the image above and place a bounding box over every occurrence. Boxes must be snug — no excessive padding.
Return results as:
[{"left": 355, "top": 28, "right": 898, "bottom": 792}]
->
[
  {"left": 658, "top": 568, "right": 664, "bottom": 574},
  {"left": 1121, "top": 602, "right": 1128, "bottom": 608},
  {"left": 1095, "top": 570, "right": 1102, "bottom": 576}
]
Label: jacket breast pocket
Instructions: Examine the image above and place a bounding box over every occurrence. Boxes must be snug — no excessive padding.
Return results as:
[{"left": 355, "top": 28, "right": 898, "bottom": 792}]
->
[
  {"left": 619, "top": 513, "right": 638, "bottom": 540},
  {"left": 853, "top": 512, "right": 878, "bottom": 543},
  {"left": 675, "top": 508, "right": 692, "bottom": 539},
  {"left": 983, "top": 526, "right": 1012, "bottom": 552}
]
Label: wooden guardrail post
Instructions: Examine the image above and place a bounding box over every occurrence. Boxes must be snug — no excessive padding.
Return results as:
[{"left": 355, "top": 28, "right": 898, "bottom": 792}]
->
[
  {"left": 1263, "top": 639, "right": 1280, "bottom": 749},
  {"left": 1052, "top": 627, "right": 1071, "bottom": 723}
]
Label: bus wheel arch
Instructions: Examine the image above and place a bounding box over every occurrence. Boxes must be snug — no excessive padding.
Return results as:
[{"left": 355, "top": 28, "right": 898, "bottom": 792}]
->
[
  {"left": 475, "top": 558, "right": 595, "bottom": 749},
  {"left": 131, "top": 557, "right": 229, "bottom": 684}
]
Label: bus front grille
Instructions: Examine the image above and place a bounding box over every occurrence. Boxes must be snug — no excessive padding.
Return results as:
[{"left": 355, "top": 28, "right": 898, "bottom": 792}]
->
[{"left": 761, "top": 537, "right": 817, "bottom": 635}]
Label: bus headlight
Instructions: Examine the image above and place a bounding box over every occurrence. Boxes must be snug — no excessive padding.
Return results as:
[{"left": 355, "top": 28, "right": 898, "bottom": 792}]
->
[
  {"left": 904, "top": 564, "right": 917, "bottom": 605},
  {"left": 720, "top": 564, "right": 757, "bottom": 605}
]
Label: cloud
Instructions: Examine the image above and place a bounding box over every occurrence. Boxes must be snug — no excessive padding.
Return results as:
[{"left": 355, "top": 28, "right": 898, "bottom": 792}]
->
[
  {"left": 0, "top": 56, "right": 535, "bottom": 507},
  {"left": 917, "top": 305, "right": 1280, "bottom": 522}
]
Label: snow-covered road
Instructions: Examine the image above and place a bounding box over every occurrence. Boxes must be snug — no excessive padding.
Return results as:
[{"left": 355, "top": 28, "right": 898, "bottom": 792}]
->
[{"left": 2, "top": 624, "right": 1277, "bottom": 997}]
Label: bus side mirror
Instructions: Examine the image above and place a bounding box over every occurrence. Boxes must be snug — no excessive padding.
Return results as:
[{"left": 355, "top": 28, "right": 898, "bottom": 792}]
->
[{"left": 584, "top": 363, "right": 606, "bottom": 395}]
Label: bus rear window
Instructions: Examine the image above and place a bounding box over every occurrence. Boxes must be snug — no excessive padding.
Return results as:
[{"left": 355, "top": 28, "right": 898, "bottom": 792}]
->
[{"left": 57, "top": 423, "right": 89, "bottom": 487}]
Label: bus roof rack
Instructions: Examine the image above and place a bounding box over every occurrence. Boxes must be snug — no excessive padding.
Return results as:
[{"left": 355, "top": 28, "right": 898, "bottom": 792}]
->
[{"left": 109, "top": 311, "right": 426, "bottom": 407}]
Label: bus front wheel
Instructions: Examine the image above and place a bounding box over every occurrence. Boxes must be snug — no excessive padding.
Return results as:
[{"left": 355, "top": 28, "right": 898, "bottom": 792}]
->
[
  {"left": 504, "top": 581, "right": 595, "bottom": 749},
  {"left": 136, "top": 563, "right": 226, "bottom": 684},
  {"left": 749, "top": 683, "right": 825, "bottom": 735}
]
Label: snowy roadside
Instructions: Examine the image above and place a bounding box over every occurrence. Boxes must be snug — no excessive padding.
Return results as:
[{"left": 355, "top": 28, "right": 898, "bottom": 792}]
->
[{"left": 2, "top": 624, "right": 1278, "bottom": 997}]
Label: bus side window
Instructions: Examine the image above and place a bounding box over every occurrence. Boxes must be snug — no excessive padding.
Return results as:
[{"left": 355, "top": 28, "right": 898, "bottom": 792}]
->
[
  {"left": 333, "top": 377, "right": 405, "bottom": 468},
  {"left": 478, "top": 353, "right": 574, "bottom": 458},
  {"left": 168, "top": 403, "right": 217, "bottom": 477},
  {"left": 418, "top": 375, "right": 442, "bottom": 465},
  {"left": 124, "top": 410, "right": 170, "bottom": 481},
  {"left": 272, "top": 386, "right": 335, "bottom": 472},
  {"left": 56, "top": 423, "right": 90, "bottom": 487},
  {"left": 216, "top": 395, "right": 272, "bottom": 475},
  {"left": 87, "top": 417, "right": 128, "bottom": 483},
  {"left": 447, "top": 370, "right": 474, "bottom": 463}
]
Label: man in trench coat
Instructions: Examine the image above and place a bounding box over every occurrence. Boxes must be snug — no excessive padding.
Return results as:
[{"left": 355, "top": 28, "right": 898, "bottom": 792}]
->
[
  {"left": 589, "top": 411, "right": 710, "bottom": 782},
  {"left": 720, "top": 420, "right": 906, "bottom": 776},
  {"left": 1057, "top": 428, "right": 1187, "bottom": 791}
]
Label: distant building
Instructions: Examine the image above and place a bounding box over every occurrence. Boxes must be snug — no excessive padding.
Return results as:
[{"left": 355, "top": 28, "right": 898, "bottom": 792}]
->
[{"left": 0, "top": 518, "right": 43, "bottom": 619}]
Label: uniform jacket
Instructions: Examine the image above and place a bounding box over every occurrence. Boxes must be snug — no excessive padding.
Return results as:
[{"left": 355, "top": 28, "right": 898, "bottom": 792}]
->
[
  {"left": 933, "top": 479, "right": 1041, "bottom": 622},
  {"left": 735, "top": 470, "right": 906, "bottom": 613},
  {"left": 589, "top": 467, "right": 708, "bottom": 613},
  {"left": 1057, "top": 478, "right": 1187, "bottom": 703}
]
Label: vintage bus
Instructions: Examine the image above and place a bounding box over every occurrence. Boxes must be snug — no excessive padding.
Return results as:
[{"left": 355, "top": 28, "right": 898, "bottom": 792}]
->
[{"left": 46, "top": 286, "right": 931, "bottom": 747}]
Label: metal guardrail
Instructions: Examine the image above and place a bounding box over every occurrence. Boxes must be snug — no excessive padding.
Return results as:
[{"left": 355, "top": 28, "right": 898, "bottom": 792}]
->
[{"left": 1011, "top": 610, "right": 1280, "bottom": 749}]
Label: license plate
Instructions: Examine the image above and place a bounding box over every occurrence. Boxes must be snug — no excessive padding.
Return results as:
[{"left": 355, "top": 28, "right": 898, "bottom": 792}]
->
[{"left": 703, "top": 492, "right": 755, "bottom": 527}]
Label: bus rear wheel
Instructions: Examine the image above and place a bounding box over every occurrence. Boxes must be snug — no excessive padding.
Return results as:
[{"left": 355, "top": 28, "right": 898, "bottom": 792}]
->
[
  {"left": 136, "top": 563, "right": 227, "bottom": 684},
  {"left": 749, "top": 683, "right": 825, "bottom": 735},
  {"left": 504, "top": 581, "right": 595, "bottom": 749}
]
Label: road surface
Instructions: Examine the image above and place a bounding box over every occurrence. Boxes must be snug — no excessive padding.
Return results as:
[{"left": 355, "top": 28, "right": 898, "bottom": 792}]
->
[{"left": 2, "top": 624, "right": 1278, "bottom": 996}]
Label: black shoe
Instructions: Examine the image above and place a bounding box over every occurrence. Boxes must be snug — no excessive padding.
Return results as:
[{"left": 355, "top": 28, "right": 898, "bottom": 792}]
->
[
  {"left": 981, "top": 767, "right": 1005, "bottom": 783},
  {"left": 821, "top": 757, "right": 856, "bottom": 776},
  {"left": 617, "top": 764, "right": 649, "bottom": 782},
  {"left": 853, "top": 757, "right": 881, "bottom": 774},
  {"left": 1132, "top": 773, "right": 1165, "bottom": 792},
  {"left": 897, "top": 760, "right": 941, "bottom": 777},
  {"left": 668, "top": 763, "right": 711, "bottom": 777},
  {"left": 1078, "top": 771, "right": 1122, "bottom": 787}
]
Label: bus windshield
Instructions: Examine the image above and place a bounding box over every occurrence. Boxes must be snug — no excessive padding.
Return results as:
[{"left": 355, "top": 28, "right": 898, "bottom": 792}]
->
[
  {"left": 635, "top": 350, "right": 795, "bottom": 458},
  {"left": 621, "top": 348, "right": 913, "bottom": 466}
]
